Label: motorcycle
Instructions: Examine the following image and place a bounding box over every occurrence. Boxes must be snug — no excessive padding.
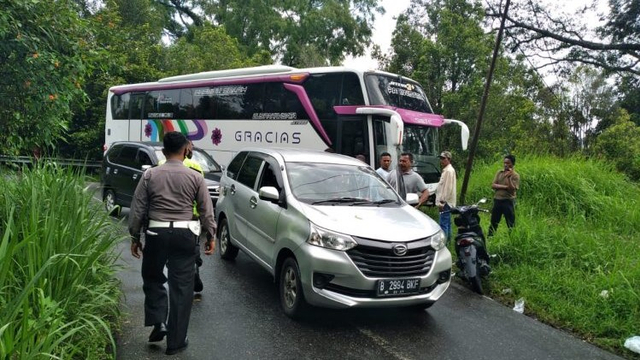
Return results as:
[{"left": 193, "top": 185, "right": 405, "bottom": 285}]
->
[{"left": 448, "top": 198, "right": 491, "bottom": 294}]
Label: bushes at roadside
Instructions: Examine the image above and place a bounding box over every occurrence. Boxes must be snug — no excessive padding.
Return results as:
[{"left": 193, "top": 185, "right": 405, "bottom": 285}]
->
[
  {"left": 462, "top": 155, "right": 639, "bottom": 358},
  {"left": 0, "top": 163, "right": 124, "bottom": 359}
]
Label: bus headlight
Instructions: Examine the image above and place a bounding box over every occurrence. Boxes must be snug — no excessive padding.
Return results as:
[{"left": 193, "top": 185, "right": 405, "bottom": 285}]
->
[
  {"left": 430, "top": 230, "right": 446, "bottom": 251},
  {"left": 308, "top": 223, "right": 357, "bottom": 251}
]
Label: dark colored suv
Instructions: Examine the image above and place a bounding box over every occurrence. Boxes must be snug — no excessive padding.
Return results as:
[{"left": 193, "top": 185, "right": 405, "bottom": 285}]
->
[{"left": 101, "top": 141, "right": 221, "bottom": 215}]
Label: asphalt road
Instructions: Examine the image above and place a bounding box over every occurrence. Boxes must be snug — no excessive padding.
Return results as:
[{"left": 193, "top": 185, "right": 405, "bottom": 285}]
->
[{"left": 107, "top": 209, "right": 623, "bottom": 360}]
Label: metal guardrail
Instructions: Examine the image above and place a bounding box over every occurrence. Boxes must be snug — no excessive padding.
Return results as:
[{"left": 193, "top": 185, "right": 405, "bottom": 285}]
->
[{"left": 0, "top": 155, "right": 101, "bottom": 169}]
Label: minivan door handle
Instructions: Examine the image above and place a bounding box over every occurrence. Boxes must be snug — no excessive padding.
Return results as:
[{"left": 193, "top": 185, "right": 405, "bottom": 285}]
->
[
  {"left": 229, "top": 184, "right": 236, "bottom": 195},
  {"left": 132, "top": 174, "right": 138, "bottom": 180},
  {"left": 249, "top": 196, "right": 258, "bottom": 209}
]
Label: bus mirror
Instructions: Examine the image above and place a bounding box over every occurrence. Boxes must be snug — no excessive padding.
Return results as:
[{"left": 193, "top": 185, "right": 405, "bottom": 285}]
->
[
  {"left": 389, "top": 114, "right": 404, "bottom": 147},
  {"left": 405, "top": 193, "right": 419, "bottom": 205},
  {"left": 443, "top": 119, "right": 469, "bottom": 150}
]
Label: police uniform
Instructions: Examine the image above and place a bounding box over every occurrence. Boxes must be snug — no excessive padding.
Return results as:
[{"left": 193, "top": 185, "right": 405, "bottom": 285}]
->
[{"left": 128, "top": 159, "right": 216, "bottom": 351}]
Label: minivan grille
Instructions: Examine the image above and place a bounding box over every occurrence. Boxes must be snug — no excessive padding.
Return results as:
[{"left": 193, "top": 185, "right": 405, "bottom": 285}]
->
[{"left": 347, "top": 239, "right": 436, "bottom": 278}]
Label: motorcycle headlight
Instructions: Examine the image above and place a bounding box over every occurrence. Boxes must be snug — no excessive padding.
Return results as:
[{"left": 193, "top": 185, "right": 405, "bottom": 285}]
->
[
  {"left": 308, "top": 223, "right": 357, "bottom": 251},
  {"left": 430, "top": 230, "right": 446, "bottom": 251}
]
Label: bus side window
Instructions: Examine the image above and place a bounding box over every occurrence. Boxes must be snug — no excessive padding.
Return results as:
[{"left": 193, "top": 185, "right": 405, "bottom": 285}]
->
[
  {"left": 112, "top": 93, "right": 130, "bottom": 119},
  {"left": 341, "top": 73, "right": 364, "bottom": 106},
  {"left": 179, "top": 88, "right": 196, "bottom": 119},
  {"left": 129, "top": 93, "right": 145, "bottom": 120},
  {"left": 303, "top": 73, "right": 342, "bottom": 119}
]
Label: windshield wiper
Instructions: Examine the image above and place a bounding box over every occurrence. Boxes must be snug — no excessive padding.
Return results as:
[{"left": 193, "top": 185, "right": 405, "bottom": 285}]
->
[
  {"left": 371, "top": 199, "right": 397, "bottom": 206},
  {"left": 312, "top": 197, "right": 370, "bottom": 205}
]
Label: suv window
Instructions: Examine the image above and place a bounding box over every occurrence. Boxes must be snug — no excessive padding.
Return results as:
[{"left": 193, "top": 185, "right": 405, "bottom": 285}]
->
[
  {"left": 257, "top": 158, "right": 282, "bottom": 192},
  {"left": 137, "top": 150, "right": 153, "bottom": 167},
  {"left": 236, "top": 155, "right": 263, "bottom": 189},
  {"left": 107, "top": 144, "right": 123, "bottom": 162},
  {"left": 227, "top": 152, "right": 248, "bottom": 180},
  {"left": 117, "top": 146, "right": 139, "bottom": 168}
]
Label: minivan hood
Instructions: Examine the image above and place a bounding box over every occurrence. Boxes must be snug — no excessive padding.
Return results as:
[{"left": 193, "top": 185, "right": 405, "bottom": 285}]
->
[{"left": 298, "top": 203, "right": 440, "bottom": 242}]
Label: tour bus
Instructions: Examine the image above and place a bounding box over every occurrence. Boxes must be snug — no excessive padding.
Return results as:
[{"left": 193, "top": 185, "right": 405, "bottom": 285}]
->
[{"left": 105, "top": 65, "right": 469, "bottom": 198}]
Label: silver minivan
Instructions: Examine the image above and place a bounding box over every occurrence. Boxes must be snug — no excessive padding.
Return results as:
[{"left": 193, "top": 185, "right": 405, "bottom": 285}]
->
[{"left": 214, "top": 148, "right": 452, "bottom": 318}]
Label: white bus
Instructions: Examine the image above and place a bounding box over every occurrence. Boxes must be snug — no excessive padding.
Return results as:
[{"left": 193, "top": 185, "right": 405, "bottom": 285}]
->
[{"left": 105, "top": 65, "right": 469, "bottom": 197}]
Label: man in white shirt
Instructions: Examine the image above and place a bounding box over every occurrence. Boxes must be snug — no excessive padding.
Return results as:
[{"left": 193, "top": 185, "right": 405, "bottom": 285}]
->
[
  {"left": 375, "top": 152, "right": 392, "bottom": 178},
  {"left": 436, "top": 151, "right": 456, "bottom": 244}
]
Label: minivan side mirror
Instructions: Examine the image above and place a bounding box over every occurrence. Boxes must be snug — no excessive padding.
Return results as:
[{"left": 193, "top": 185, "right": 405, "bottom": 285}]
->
[
  {"left": 259, "top": 186, "right": 279, "bottom": 202},
  {"left": 405, "top": 193, "right": 419, "bottom": 205}
]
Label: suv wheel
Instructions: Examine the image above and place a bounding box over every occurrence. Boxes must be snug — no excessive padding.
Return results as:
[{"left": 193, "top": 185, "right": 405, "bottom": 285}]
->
[
  {"left": 218, "top": 218, "right": 239, "bottom": 260},
  {"left": 103, "top": 189, "right": 120, "bottom": 217},
  {"left": 279, "top": 257, "right": 308, "bottom": 319}
]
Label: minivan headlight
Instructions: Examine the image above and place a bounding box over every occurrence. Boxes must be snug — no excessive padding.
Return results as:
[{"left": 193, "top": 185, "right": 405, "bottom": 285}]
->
[
  {"left": 430, "top": 230, "right": 446, "bottom": 251},
  {"left": 308, "top": 223, "right": 357, "bottom": 251}
]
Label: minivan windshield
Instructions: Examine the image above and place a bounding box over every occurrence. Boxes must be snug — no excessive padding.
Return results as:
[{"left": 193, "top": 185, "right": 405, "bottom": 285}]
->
[
  {"left": 287, "top": 163, "right": 400, "bottom": 205},
  {"left": 192, "top": 149, "right": 221, "bottom": 173}
]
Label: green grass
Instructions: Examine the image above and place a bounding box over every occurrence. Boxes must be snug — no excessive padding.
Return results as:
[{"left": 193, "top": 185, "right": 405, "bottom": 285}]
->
[
  {"left": 0, "top": 163, "right": 125, "bottom": 359},
  {"left": 437, "top": 155, "right": 640, "bottom": 358}
]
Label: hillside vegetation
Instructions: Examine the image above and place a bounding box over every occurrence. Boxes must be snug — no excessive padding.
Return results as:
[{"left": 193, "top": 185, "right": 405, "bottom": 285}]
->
[
  {"left": 0, "top": 164, "right": 124, "bottom": 358},
  {"left": 458, "top": 155, "right": 640, "bottom": 357}
]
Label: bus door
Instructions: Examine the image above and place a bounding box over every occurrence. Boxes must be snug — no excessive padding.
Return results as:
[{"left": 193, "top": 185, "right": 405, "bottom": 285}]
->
[
  {"left": 128, "top": 93, "right": 145, "bottom": 142},
  {"left": 335, "top": 115, "right": 369, "bottom": 163}
]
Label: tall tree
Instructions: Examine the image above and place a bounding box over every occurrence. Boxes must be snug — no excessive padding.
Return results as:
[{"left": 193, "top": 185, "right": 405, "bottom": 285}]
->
[
  {"left": 377, "top": 0, "right": 574, "bottom": 159},
  {"left": 565, "top": 65, "right": 617, "bottom": 150},
  {"left": 486, "top": 0, "right": 640, "bottom": 76},
  {"left": 0, "top": 0, "right": 93, "bottom": 155},
  {"left": 162, "top": 24, "right": 271, "bottom": 76},
  {"left": 158, "top": 0, "right": 384, "bottom": 67}
]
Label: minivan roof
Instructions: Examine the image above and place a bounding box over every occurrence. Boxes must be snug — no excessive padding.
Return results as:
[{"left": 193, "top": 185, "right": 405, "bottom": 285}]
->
[{"left": 240, "top": 147, "right": 367, "bottom": 166}]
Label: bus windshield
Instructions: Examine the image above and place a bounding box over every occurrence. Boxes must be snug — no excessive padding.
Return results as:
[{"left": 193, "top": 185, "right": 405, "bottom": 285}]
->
[{"left": 365, "top": 74, "right": 433, "bottom": 113}]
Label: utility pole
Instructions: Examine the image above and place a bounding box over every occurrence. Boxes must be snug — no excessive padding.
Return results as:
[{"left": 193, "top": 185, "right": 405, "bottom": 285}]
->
[{"left": 459, "top": 0, "right": 511, "bottom": 205}]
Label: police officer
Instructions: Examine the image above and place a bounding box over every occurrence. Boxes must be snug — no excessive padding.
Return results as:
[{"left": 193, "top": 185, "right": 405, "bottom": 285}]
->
[
  {"left": 158, "top": 140, "right": 206, "bottom": 293},
  {"left": 128, "top": 131, "right": 216, "bottom": 355}
]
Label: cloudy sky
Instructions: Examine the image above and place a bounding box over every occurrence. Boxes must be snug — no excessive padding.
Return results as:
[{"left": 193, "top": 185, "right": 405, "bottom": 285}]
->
[{"left": 343, "top": 0, "right": 411, "bottom": 69}]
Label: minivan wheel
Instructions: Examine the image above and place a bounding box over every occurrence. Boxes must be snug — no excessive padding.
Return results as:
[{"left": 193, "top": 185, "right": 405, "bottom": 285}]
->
[
  {"left": 103, "top": 189, "right": 120, "bottom": 217},
  {"left": 279, "top": 257, "right": 308, "bottom": 319},
  {"left": 218, "top": 218, "right": 239, "bottom": 260}
]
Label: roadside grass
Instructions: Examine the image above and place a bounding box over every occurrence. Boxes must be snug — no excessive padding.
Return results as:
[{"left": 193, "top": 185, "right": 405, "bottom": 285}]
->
[
  {"left": 448, "top": 155, "right": 640, "bottom": 358},
  {"left": 0, "top": 163, "right": 125, "bottom": 359}
]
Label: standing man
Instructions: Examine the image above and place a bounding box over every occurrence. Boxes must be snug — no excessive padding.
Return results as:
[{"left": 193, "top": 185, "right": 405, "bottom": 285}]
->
[
  {"left": 129, "top": 132, "right": 216, "bottom": 355},
  {"left": 436, "top": 151, "right": 456, "bottom": 243},
  {"left": 387, "top": 152, "right": 429, "bottom": 207},
  {"left": 488, "top": 154, "right": 520, "bottom": 236},
  {"left": 376, "top": 152, "right": 392, "bottom": 179},
  {"left": 158, "top": 140, "right": 206, "bottom": 293}
]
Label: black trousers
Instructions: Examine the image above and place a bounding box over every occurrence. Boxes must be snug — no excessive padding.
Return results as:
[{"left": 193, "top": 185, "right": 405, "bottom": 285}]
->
[
  {"left": 142, "top": 227, "right": 196, "bottom": 349},
  {"left": 489, "top": 198, "right": 515, "bottom": 236}
]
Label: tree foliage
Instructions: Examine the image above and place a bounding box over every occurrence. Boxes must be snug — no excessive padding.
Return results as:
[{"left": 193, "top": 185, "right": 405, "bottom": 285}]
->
[
  {"left": 592, "top": 109, "right": 640, "bottom": 180},
  {"left": 377, "top": 0, "right": 577, "bottom": 161},
  {"left": 0, "top": 0, "right": 93, "bottom": 155},
  {"left": 158, "top": 0, "right": 384, "bottom": 66},
  {"left": 162, "top": 24, "right": 271, "bottom": 76}
]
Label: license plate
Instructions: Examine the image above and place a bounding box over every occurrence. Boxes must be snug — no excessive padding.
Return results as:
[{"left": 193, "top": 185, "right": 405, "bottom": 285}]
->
[{"left": 376, "top": 278, "right": 421, "bottom": 297}]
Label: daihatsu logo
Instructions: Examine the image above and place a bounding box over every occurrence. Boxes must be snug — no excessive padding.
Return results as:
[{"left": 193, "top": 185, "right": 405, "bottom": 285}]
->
[{"left": 393, "top": 244, "right": 408, "bottom": 256}]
